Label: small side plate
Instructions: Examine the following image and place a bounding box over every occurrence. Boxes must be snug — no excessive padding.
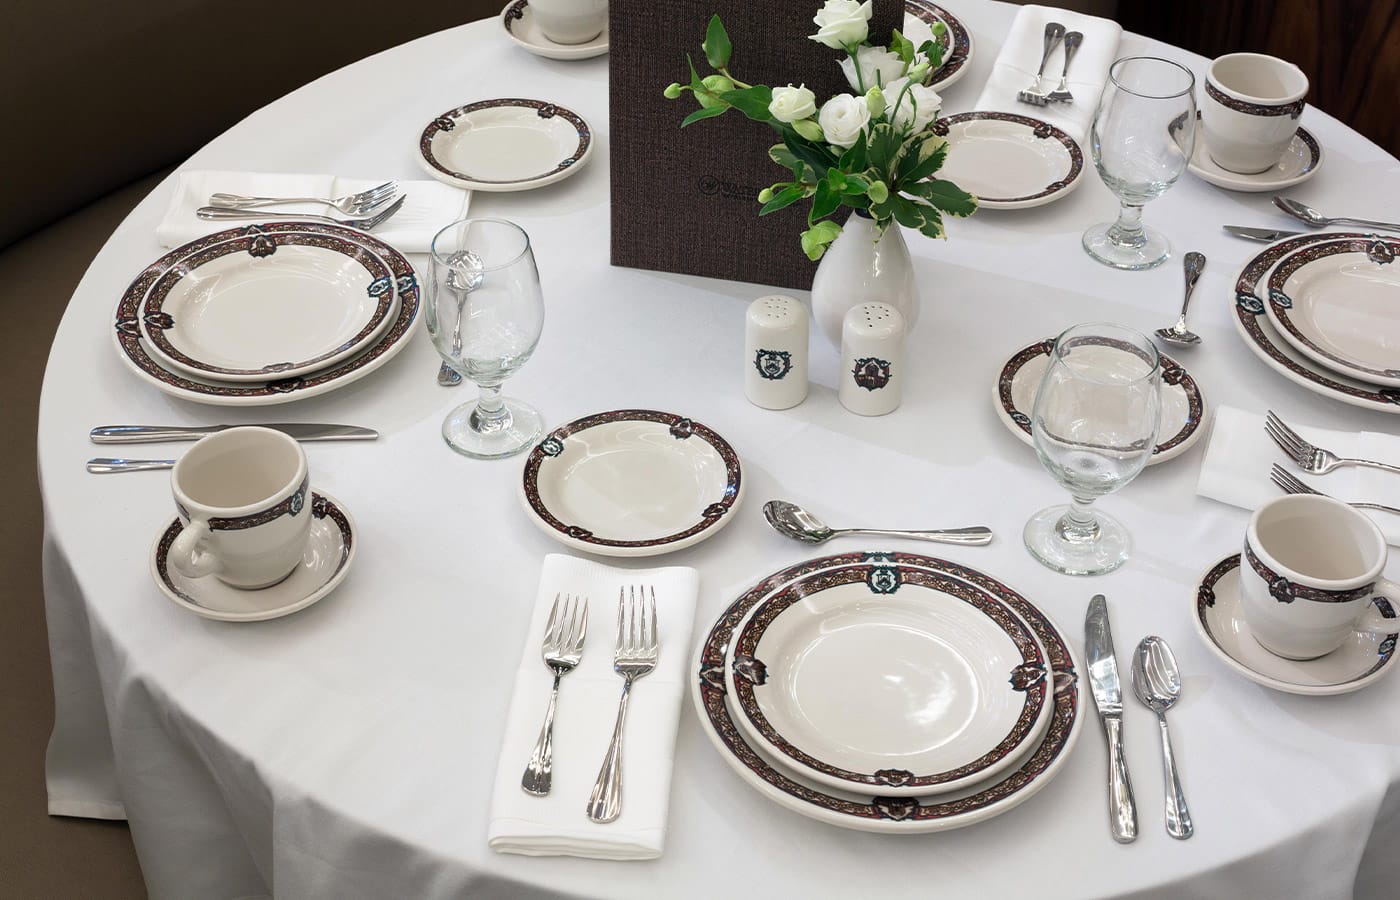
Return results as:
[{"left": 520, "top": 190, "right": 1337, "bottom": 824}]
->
[
  {"left": 416, "top": 99, "right": 593, "bottom": 193},
  {"left": 933, "top": 112, "right": 1084, "bottom": 210}
]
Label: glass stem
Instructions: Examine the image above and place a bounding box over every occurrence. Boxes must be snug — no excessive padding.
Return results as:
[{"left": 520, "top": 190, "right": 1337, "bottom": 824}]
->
[
  {"left": 470, "top": 384, "right": 512, "bottom": 434},
  {"left": 1106, "top": 202, "right": 1147, "bottom": 250},
  {"left": 1056, "top": 494, "right": 1101, "bottom": 544}
]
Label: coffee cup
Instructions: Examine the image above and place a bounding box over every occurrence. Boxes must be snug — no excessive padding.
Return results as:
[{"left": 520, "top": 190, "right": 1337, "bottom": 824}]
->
[
  {"left": 1201, "top": 52, "right": 1308, "bottom": 174},
  {"left": 1239, "top": 494, "right": 1399, "bottom": 660},
  {"left": 530, "top": 0, "right": 607, "bottom": 45},
  {"left": 168, "top": 427, "right": 313, "bottom": 589}
]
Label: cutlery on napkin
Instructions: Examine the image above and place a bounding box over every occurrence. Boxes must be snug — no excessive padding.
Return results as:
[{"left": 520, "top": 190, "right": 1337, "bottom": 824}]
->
[
  {"left": 488, "top": 554, "right": 698, "bottom": 860},
  {"left": 1197, "top": 406, "right": 1400, "bottom": 544}
]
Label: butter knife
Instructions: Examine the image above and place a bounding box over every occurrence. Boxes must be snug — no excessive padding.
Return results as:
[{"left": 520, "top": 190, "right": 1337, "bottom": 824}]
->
[
  {"left": 1222, "top": 225, "right": 1303, "bottom": 242},
  {"left": 1086, "top": 594, "right": 1137, "bottom": 843},
  {"left": 91, "top": 424, "right": 378, "bottom": 444}
]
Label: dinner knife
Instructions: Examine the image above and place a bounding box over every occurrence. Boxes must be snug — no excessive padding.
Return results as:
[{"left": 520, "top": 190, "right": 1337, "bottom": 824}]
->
[
  {"left": 1085, "top": 593, "right": 1137, "bottom": 843},
  {"left": 90, "top": 424, "right": 378, "bottom": 444},
  {"left": 1222, "top": 225, "right": 1304, "bottom": 242}
]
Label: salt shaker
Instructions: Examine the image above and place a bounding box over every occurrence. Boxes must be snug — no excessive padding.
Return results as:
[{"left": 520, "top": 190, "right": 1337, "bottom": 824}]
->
[
  {"left": 745, "top": 294, "right": 808, "bottom": 410},
  {"left": 838, "top": 302, "right": 905, "bottom": 416}
]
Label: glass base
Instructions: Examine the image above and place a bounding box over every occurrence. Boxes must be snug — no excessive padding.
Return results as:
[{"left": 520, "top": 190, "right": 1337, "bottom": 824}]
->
[
  {"left": 442, "top": 397, "right": 542, "bottom": 459},
  {"left": 1023, "top": 504, "right": 1132, "bottom": 576},
  {"left": 1082, "top": 222, "right": 1171, "bottom": 271}
]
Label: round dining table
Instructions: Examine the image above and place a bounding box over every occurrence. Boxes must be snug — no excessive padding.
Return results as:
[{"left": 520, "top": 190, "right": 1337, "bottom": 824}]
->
[{"left": 38, "top": 2, "right": 1400, "bottom": 898}]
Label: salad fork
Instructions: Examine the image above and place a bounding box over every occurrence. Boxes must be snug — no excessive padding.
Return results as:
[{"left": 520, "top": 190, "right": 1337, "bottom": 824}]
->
[
  {"left": 521, "top": 593, "right": 588, "bottom": 796},
  {"left": 196, "top": 194, "right": 406, "bottom": 231},
  {"left": 587, "top": 586, "right": 658, "bottom": 824},
  {"left": 208, "top": 181, "right": 398, "bottom": 215},
  {"left": 1017, "top": 22, "right": 1066, "bottom": 106},
  {"left": 1047, "top": 31, "right": 1083, "bottom": 103},
  {"left": 1265, "top": 411, "right": 1400, "bottom": 476},
  {"left": 1270, "top": 465, "right": 1400, "bottom": 516}
]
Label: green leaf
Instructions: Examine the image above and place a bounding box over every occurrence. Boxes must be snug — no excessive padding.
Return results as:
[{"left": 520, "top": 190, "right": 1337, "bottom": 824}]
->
[
  {"left": 703, "top": 14, "right": 732, "bottom": 70},
  {"left": 865, "top": 179, "right": 888, "bottom": 203},
  {"left": 918, "top": 178, "right": 978, "bottom": 217},
  {"left": 898, "top": 134, "right": 949, "bottom": 183},
  {"left": 841, "top": 173, "right": 871, "bottom": 196},
  {"left": 800, "top": 220, "right": 843, "bottom": 261},
  {"left": 759, "top": 185, "right": 806, "bottom": 216},
  {"left": 917, "top": 205, "right": 946, "bottom": 239},
  {"left": 770, "top": 143, "right": 801, "bottom": 172},
  {"left": 838, "top": 129, "right": 868, "bottom": 172},
  {"left": 784, "top": 134, "right": 838, "bottom": 180},
  {"left": 721, "top": 85, "right": 773, "bottom": 122},
  {"left": 810, "top": 180, "right": 841, "bottom": 222},
  {"left": 889, "top": 195, "right": 926, "bottom": 230},
  {"left": 889, "top": 29, "right": 915, "bottom": 65},
  {"left": 686, "top": 54, "right": 705, "bottom": 91},
  {"left": 865, "top": 123, "right": 905, "bottom": 175},
  {"left": 681, "top": 105, "right": 728, "bottom": 127},
  {"left": 918, "top": 38, "right": 945, "bottom": 74}
]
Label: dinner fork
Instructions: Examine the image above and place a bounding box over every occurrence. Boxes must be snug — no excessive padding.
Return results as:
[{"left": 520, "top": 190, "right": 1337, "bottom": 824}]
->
[
  {"left": 521, "top": 593, "right": 588, "bottom": 796},
  {"left": 1046, "top": 31, "right": 1083, "bottom": 103},
  {"left": 1265, "top": 411, "right": 1400, "bottom": 476},
  {"left": 1017, "top": 22, "right": 1066, "bottom": 106},
  {"left": 1270, "top": 464, "right": 1400, "bottom": 516},
  {"left": 587, "top": 586, "right": 658, "bottom": 824},
  {"left": 195, "top": 194, "right": 407, "bottom": 231},
  {"left": 208, "top": 181, "right": 398, "bottom": 215}
]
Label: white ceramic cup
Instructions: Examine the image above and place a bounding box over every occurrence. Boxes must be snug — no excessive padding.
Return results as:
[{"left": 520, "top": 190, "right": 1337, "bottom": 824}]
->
[
  {"left": 530, "top": 0, "right": 607, "bottom": 45},
  {"left": 168, "top": 427, "right": 313, "bottom": 589},
  {"left": 1239, "top": 494, "right": 1400, "bottom": 660},
  {"left": 1201, "top": 52, "right": 1308, "bottom": 174}
]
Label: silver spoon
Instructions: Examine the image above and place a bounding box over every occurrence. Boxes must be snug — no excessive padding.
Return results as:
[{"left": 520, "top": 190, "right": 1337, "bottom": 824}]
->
[
  {"left": 762, "top": 500, "right": 993, "bottom": 546},
  {"left": 1132, "top": 636, "right": 1193, "bottom": 840},
  {"left": 1272, "top": 196, "right": 1400, "bottom": 234},
  {"left": 436, "top": 250, "right": 485, "bottom": 386},
  {"left": 1155, "top": 251, "right": 1205, "bottom": 347}
]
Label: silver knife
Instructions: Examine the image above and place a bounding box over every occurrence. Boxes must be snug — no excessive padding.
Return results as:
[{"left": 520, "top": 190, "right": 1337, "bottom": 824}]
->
[
  {"left": 90, "top": 424, "right": 378, "bottom": 444},
  {"left": 1222, "top": 225, "right": 1303, "bottom": 242},
  {"left": 1086, "top": 594, "right": 1137, "bottom": 843}
]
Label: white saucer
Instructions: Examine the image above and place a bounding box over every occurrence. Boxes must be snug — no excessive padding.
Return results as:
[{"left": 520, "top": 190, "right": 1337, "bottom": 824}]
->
[
  {"left": 1192, "top": 554, "right": 1399, "bottom": 695},
  {"left": 1188, "top": 119, "right": 1323, "bottom": 193},
  {"left": 416, "top": 99, "right": 593, "bottom": 193},
  {"left": 151, "top": 492, "right": 356, "bottom": 622},
  {"left": 500, "top": 0, "right": 608, "bottom": 61}
]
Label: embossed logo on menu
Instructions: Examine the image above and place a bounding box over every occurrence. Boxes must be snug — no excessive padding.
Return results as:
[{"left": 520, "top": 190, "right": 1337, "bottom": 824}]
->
[{"left": 696, "top": 175, "right": 764, "bottom": 201}]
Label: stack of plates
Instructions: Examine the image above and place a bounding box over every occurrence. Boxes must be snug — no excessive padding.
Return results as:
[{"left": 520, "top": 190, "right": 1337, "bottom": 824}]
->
[
  {"left": 691, "top": 551, "right": 1083, "bottom": 833},
  {"left": 112, "top": 222, "right": 419, "bottom": 406},
  {"left": 1231, "top": 232, "right": 1400, "bottom": 414}
]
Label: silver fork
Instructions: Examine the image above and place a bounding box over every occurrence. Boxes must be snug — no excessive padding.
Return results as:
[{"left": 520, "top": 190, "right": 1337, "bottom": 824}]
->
[
  {"left": 587, "top": 586, "right": 658, "bottom": 824},
  {"left": 1047, "top": 31, "right": 1083, "bottom": 102},
  {"left": 1270, "top": 464, "right": 1400, "bottom": 516},
  {"left": 521, "top": 593, "right": 588, "bottom": 796},
  {"left": 208, "top": 181, "right": 398, "bottom": 215},
  {"left": 1017, "top": 22, "right": 1066, "bottom": 106},
  {"left": 1265, "top": 411, "right": 1400, "bottom": 476},
  {"left": 195, "top": 194, "right": 407, "bottom": 231}
]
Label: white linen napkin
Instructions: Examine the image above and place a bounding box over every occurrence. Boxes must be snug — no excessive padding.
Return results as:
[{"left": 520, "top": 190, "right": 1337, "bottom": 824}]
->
[
  {"left": 1197, "top": 406, "right": 1400, "bottom": 545},
  {"left": 487, "top": 554, "right": 699, "bottom": 860},
  {"left": 972, "top": 5, "right": 1123, "bottom": 143},
  {"left": 155, "top": 171, "right": 471, "bottom": 253}
]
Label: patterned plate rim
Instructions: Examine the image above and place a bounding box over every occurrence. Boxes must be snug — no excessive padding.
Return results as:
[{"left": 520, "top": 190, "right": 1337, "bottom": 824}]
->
[
  {"left": 729, "top": 562, "right": 1051, "bottom": 794},
  {"left": 520, "top": 409, "right": 742, "bottom": 550},
  {"left": 693, "top": 551, "right": 1082, "bottom": 832},
  {"left": 905, "top": 0, "right": 973, "bottom": 91},
  {"left": 417, "top": 99, "right": 592, "bottom": 187},
  {"left": 933, "top": 112, "right": 1083, "bottom": 207},
  {"left": 994, "top": 337, "right": 1206, "bottom": 461},
  {"left": 1230, "top": 232, "right": 1400, "bottom": 412}
]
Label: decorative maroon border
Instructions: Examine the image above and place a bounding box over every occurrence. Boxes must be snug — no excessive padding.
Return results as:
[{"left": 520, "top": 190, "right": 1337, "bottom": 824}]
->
[
  {"left": 696, "top": 552, "right": 1079, "bottom": 824},
  {"left": 933, "top": 112, "right": 1082, "bottom": 203},
  {"left": 730, "top": 564, "right": 1047, "bottom": 790},
  {"left": 521, "top": 409, "right": 742, "bottom": 548},
  {"left": 905, "top": 0, "right": 970, "bottom": 87},
  {"left": 1205, "top": 80, "right": 1304, "bottom": 119},
  {"left": 1243, "top": 540, "right": 1374, "bottom": 605},
  {"left": 418, "top": 99, "right": 591, "bottom": 185},
  {"left": 503, "top": 0, "right": 526, "bottom": 32},
  {"left": 175, "top": 474, "right": 310, "bottom": 532}
]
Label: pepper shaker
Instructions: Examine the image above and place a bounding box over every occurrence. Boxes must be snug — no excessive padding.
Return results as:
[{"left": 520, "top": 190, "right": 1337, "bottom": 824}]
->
[
  {"left": 838, "top": 302, "right": 905, "bottom": 416},
  {"left": 745, "top": 294, "right": 808, "bottom": 410}
]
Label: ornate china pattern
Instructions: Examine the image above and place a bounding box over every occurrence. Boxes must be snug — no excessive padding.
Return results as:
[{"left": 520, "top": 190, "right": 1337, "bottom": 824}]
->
[
  {"left": 932, "top": 112, "right": 1085, "bottom": 209},
  {"left": 416, "top": 98, "right": 593, "bottom": 192},
  {"left": 904, "top": 0, "right": 973, "bottom": 92},
  {"left": 1243, "top": 541, "right": 1374, "bottom": 605},
  {"left": 174, "top": 475, "right": 311, "bottom": 532},
  {"left": 1204, "top": 81, "right": 1304, "bottom": 119}
]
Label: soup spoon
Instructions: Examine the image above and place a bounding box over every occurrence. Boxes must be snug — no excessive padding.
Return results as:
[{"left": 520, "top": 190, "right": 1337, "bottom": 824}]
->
[
  {"left": 1272, "top": 196, "right": 1400, "bottom": 234},
  {"left": 762, "top": 500, "right": 993, "bottom": 546},
  {"left": 1132, "top": 636, "right": 1193, "bottom": 840},
  {"left": 1155, "top": 251, "right": 1205, "bottom": 347}
]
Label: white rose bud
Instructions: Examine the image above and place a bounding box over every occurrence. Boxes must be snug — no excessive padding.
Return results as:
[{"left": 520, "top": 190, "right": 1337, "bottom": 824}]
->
[
  {"left": 810, "top": 0, "right": 872, "bottom": 49},
  {"left": 817, "top": 93, "right": 871, "bottom": 149},
  {"left": 793, "top": 118, "right": 825, "bottom": 141},
  {"left": 883, "top": 79, "right": 942, "bottom": 133},
  {"left": 768, "top": 84, "right": 818, "bottom": 123},
  {"left": 838, "top": 45, "right": 907, "bottom": 91}
]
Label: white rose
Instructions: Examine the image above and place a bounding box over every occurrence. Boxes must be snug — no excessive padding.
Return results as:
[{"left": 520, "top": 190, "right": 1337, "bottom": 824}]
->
[
  {"left": 817, "top": 93, "right": 871, "bottom": 148},
  {"left": 810, "top": 0, "right": 872, "bottom": 49},
  {"left": 839, "top": 45, "right": 907, "bottom": 91},
  {"left": 768, "top": 84, "right": 818, "bottom": 123},
  {"left": 883, "top": 79, "right": 942, "bottom": 133}
]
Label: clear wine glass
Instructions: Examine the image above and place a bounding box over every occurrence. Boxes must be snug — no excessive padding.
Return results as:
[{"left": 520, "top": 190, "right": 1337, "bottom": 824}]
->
[
  {"left": 1082, "top": 56, "right": 1197, "bottom": 271},
  {"left": 427, "top": 218, "right": 544, "bottom": 459},
  {"left": 1024, "top": 323, "right": 1162, "bottom": 576}
]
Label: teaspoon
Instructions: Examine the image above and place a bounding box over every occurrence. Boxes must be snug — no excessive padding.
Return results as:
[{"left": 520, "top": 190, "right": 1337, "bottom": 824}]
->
[
  {"left": 1132, "top": 636, "right": 1193, "bottom": 840},
  {"left": 1272, "top": 196, "right": 1400, "bottom": 234},
  {"left": 1155, "top": 251, "right": 1205, "bottom": 347},
  {"left": 762, "top": 500, "right": 993, "bottom": 546}
]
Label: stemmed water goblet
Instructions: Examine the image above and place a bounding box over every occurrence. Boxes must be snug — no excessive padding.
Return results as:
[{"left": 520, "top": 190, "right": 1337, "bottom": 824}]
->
[
  {"left": 427, "top": 218, "right": 545, "bottom": 459},
  {"left": 1082, "top": 56, "right": 1197, "bottom": 270},
  {"left": 1024, "top": 323, "right": 1162, "bottom": 576}
]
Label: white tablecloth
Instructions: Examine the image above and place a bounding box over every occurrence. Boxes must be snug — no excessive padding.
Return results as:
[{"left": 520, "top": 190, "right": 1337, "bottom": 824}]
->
[{"left": 37, "top": 3, "right": 1400, "bottom": 898}]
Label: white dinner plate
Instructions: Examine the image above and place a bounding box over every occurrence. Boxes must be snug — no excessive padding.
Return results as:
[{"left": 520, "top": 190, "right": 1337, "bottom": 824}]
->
[
  {"left": 1231, "top": 232, "right": 1400, "bottom": 413},
  {"left": 728, "top": 564, "right": 1052, "bottom": 796},
  {"left": 1192, "top": 554, "right": 1399, "bottom": 696},
  {"left": 1188, "top": 115, "right": 1323, "bottom": 193},
  {"left": 416, "top": 99, "right": 593, "bottom": 192},
  {"left": 139, "top": 231, "right": 398, "bottom": 382},
  {"left": 112, "top": 223, "right": 420, "bottom": 407},
  {"left": 934, "top": 112, "right": 1084, "bottom": 209},
  {"left": 1264, "top": 237, "right": 1400, "bottom": 387},
  {"left": 500, "top": 0, "right": 608, "bottom": 60},
  {"left": 993, "top": 337, "right": 1207, "bottom": 464},
  {"left": 904, "top": 0, "right": 974, "bottom": 92},
  {"left": 692, "top": 552, "right": 1082, "bottom": 834},
  {"left": 519, "top": 410, "right": 744, "bottom": 557}
]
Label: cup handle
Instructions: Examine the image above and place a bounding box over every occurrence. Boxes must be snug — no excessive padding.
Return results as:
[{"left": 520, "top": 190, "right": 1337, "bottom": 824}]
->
[
  {"left": 168, "top": 518, "right": 222, "bottom": 579},
  {"left": 1357, "top": 578, "right": 1400, "bottom": 636}
]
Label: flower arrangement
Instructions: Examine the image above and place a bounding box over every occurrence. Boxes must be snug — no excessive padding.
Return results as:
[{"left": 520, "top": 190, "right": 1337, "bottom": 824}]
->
[{"left": 664, "top": 0, "right": 977, "bottom": 260}]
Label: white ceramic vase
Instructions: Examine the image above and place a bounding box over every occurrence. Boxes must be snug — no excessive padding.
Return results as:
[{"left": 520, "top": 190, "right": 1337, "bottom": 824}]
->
[{"left": 809, "top": 213, "right": 919, "bottom": 345}]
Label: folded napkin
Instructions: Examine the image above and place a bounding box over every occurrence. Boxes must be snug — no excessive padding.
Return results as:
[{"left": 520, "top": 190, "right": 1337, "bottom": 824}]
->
[
  {"left": 973, "top": 5, "right": 1123, "bottom": 143},
  {"left": 1197, "top": 406, "right": 1400, "bottom": 545},
  {"left": 156, "top": 171, "right": 471, "bottom": 253},
  {"left": 488, "top": 554, "right": 699, "bottom": 860}
]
